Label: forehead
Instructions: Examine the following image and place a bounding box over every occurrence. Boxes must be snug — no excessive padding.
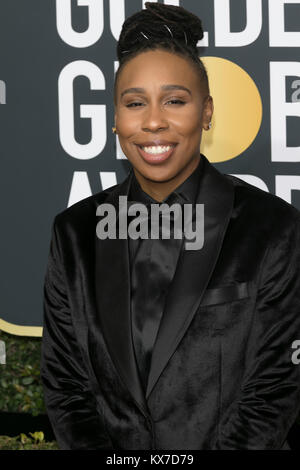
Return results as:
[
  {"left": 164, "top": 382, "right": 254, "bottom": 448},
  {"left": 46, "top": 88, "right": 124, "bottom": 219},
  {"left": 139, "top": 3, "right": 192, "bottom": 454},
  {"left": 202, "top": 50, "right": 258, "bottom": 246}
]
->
[{"left": 117, "top": 50, "right": 201, "bottom": 93}]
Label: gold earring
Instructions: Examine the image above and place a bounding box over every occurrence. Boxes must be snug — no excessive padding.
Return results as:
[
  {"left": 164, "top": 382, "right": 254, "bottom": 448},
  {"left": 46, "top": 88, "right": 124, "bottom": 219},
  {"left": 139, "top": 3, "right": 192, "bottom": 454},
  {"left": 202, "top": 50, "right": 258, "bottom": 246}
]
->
[{"left": 112, "top": 126, "right": 117, "bottom": 134}]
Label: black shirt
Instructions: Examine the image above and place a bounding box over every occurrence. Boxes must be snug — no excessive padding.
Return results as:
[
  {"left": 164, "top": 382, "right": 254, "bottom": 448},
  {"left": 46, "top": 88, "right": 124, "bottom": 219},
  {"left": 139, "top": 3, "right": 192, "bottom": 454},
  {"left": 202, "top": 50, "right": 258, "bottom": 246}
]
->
[{"left": 128, "top": 157, "right": 203, "bottom": 392}]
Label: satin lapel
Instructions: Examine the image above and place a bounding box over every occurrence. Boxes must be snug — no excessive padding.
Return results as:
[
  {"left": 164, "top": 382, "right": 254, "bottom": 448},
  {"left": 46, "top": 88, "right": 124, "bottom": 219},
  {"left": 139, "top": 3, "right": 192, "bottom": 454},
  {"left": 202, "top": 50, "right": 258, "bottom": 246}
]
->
[
  {"left": 94, "top": 170, "right": 150, "bottom": 418},
  {"left": 146, "top": 156, "right": 235, "bottom": 400}
]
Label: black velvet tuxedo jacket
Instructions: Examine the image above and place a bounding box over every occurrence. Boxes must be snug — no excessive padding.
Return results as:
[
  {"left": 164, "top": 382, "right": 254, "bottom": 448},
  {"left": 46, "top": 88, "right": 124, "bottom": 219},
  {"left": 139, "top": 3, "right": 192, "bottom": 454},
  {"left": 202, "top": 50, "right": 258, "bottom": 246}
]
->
[{"left": 41, "top": 154, "right": 300, "bottom": 450}]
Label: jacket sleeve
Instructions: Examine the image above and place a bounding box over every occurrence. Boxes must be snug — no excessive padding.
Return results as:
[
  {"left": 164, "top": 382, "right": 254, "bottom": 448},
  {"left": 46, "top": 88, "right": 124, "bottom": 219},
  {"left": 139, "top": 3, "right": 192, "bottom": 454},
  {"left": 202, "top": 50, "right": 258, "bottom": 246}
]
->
[
  {"left": 214, "top": 211, "right": 300, "bottom": 450},
  {"left": 40, "top": 216, "right": 114, "bottom": 450}
]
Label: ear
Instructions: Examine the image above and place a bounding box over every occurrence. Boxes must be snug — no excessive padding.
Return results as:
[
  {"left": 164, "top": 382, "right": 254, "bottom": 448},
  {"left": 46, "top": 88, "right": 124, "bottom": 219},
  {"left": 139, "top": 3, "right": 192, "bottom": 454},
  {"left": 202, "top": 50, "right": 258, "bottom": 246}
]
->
[{"left": 203, "top": 95, "right": 214, "bottom": 130}]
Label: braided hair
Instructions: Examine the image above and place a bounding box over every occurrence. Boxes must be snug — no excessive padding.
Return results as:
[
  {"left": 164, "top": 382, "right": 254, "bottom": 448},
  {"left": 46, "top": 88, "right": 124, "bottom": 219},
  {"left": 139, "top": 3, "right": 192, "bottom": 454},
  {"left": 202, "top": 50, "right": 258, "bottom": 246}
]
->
[{"left": 114, "top": 2, "right": 209, "bottom": 104}]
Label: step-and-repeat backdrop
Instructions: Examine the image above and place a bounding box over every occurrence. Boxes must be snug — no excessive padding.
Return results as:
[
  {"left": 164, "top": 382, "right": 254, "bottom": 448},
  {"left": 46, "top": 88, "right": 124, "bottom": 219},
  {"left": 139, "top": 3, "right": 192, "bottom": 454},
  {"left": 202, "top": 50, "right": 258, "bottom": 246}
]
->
[{"left": 0, "top": 0, "right": 300, "bottom": 335}]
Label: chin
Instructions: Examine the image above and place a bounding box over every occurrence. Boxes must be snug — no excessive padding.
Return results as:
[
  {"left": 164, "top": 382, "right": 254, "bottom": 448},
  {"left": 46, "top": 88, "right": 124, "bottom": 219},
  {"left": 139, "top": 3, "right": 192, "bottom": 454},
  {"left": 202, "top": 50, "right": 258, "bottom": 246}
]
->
[{"left": 136, "top": 164, "right": 180, "bottom": 184}]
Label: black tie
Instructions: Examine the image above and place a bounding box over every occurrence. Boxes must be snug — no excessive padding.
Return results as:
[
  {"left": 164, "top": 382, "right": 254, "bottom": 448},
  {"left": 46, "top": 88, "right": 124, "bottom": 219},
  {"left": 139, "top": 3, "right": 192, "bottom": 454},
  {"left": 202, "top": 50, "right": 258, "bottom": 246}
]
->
[{"left": 129, "top": 193, "right": 184, "bottom": 393}]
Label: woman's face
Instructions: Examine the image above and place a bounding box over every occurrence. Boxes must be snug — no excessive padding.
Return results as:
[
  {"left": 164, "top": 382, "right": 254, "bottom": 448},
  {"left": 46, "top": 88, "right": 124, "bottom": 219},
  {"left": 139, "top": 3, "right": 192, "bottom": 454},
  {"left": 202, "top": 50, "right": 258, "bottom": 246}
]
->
[{"left": 114, "top": 49, "right": 213, "bottom": 185}]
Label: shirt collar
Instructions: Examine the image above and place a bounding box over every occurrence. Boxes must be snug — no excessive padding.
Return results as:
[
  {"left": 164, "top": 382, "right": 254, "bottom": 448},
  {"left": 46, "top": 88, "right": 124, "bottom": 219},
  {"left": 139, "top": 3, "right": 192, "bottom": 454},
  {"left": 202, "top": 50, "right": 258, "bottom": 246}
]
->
[{"left": 129, "top": 156, "right": 203, "bottom": 205}]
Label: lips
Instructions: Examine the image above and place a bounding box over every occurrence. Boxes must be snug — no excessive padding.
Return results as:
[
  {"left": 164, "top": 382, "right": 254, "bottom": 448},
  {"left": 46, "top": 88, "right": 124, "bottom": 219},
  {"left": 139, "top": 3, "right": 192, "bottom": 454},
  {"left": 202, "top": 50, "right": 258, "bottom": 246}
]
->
[
  {"left": 136, "top": 140, "right": 177, "bottom": 147},
  {"left": 135, "top": 142, "right": 177, "bottom": 164}
]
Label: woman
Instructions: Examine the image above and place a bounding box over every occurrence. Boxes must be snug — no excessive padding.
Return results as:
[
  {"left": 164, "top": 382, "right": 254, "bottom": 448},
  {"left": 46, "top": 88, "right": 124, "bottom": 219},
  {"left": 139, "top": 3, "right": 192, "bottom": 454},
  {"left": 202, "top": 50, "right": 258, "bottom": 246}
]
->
[{"left": 41, "top": 3, "right": 300, "bottom": 450}]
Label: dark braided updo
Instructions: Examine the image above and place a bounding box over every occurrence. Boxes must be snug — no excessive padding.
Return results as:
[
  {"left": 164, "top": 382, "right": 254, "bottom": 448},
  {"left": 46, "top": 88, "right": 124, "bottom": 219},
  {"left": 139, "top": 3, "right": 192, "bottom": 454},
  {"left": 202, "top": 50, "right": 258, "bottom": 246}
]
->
[{"left": 114, "top": 2, "right": 209, "bottom": 104}]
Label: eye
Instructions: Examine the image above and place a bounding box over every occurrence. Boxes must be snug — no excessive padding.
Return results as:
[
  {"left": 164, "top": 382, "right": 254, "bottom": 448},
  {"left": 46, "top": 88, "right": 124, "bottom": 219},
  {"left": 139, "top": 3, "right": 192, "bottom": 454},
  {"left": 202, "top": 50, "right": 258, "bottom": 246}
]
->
[
  {"left": 126, "top": 102, "right": 144, "bottom": 108},
  {"left": 166, "top": 99, "right": 186, "bottom": 105}
]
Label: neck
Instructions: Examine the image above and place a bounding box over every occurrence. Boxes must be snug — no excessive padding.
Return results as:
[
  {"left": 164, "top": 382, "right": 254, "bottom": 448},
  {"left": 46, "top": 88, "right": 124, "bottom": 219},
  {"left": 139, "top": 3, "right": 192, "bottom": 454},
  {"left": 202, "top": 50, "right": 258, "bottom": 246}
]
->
[{"left": 133, "top": 155, "right": 201, "bottom": 202}]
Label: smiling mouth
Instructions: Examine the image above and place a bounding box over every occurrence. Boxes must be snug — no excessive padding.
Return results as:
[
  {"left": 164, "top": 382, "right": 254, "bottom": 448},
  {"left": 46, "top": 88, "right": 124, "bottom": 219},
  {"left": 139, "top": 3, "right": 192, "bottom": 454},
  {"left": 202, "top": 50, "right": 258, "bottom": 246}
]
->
[
  {"left": 138, "top": 144, "right": 176, "bottom": 155},
  {"left": 135, "top": 143, "right": 177, "bottom": 164}
]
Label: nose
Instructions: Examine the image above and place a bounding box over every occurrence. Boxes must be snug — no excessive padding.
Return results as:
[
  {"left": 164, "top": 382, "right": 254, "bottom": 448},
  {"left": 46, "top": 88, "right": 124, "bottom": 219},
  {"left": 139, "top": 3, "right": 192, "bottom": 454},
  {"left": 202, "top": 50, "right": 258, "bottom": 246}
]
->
[{"left": 141, "top": 102, "right": 168, "bottom": 132}]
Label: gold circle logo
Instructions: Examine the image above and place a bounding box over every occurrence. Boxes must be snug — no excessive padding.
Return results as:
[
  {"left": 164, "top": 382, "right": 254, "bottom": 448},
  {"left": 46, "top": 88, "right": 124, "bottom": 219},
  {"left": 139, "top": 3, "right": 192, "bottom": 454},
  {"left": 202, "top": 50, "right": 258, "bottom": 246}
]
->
[{"left": 201, "top": 57, "right": 263, "bottom": 163}]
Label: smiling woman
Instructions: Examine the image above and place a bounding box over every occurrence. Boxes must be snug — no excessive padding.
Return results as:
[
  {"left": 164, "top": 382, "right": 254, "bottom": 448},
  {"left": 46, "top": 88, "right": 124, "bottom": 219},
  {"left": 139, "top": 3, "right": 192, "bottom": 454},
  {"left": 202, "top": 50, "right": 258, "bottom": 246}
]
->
[
  {"left": 41, "top": 2, "right": 300, "bottom": 450},
  {"left": 113, "top": 5, "right": 213, "bottom": 201}
]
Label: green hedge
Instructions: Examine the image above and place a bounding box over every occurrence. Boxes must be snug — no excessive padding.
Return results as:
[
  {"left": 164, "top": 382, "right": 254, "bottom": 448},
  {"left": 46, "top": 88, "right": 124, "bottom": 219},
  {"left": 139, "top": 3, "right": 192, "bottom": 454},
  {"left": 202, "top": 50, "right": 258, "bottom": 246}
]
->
[
  {"left": 0, "top": 330, "right": 58, "bottom": 450},
  {"left": 0, "top": 432, "right": 59, "bottom": 450},
  {"left": 0, "top": 331, "right": 46, "bottom": 415}
]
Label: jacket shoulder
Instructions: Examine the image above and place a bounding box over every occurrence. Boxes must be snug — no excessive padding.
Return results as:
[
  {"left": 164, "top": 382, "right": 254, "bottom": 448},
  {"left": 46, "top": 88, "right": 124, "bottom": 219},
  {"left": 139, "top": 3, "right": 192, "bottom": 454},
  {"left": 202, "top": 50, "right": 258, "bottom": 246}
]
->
[
  {"left": 224, "top": 173, "right": 300, "bottom": 227},
  {"left": 53, "top": 183, "right": 120, "bottom": 232}
]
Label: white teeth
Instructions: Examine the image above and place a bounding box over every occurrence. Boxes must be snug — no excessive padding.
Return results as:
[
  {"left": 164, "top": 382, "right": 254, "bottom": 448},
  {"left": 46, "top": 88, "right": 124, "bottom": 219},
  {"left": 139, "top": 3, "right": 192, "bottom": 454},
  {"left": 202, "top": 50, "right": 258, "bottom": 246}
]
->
[{"left": 141, "top": 145, "right": 173, "bottom": 155}]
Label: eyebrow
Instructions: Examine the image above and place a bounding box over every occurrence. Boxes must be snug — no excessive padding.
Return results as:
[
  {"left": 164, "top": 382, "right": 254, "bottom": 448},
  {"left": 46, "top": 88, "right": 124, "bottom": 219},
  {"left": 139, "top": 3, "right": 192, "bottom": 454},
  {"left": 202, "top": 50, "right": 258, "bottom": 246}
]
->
[{"left": 120, "top": 84, "right": 192, "bottom": 99}]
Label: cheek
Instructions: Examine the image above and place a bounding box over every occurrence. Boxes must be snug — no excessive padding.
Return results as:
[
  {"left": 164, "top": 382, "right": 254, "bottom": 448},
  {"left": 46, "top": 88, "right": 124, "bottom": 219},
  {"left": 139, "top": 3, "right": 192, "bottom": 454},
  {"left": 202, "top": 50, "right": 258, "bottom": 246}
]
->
[
  {"left": 116, "top": 109, "right": 139, "bottom": 136},
  {"left": 171, "top": 108, "right": 202, "bottom": 136}
]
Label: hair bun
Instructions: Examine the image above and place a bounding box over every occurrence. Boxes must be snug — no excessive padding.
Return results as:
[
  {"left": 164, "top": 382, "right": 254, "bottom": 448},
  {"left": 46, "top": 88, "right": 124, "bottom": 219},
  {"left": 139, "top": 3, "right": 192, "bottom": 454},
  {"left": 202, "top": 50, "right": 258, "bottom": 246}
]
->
[
  {"left": 117, "top": 2, "right": 204, "bottom": 61},
  {"left": 144, "top": 2, "right": 204, "bottom": 45}
]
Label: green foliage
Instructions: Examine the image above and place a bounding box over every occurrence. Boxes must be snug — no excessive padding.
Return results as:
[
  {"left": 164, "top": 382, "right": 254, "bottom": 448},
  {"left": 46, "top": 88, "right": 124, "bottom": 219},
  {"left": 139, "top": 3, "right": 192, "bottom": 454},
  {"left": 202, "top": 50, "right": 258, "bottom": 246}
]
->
[
  {"left": 0, "top": 330, "right": 59, "bottom": 448},
  {"left": 0, "top": 330, "right": 46, "bottom": 415},
  {"left": 0, "top": 432, "right": 59, "bottom": 450}
]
